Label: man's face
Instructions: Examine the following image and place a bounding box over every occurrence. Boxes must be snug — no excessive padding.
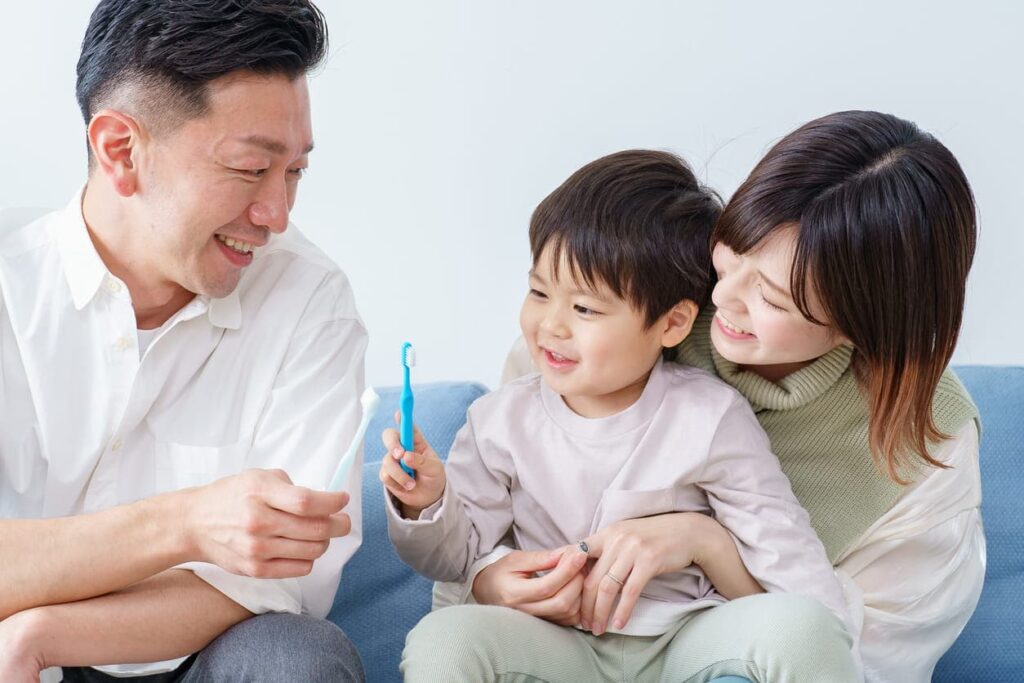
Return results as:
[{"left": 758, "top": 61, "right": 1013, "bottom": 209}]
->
[{"left": 134, "top": 72, "right": 313, "bottom": 299}]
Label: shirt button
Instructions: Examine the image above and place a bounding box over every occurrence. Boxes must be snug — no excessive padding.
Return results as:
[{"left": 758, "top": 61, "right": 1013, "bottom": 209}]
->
[
  {"left": 111, "top": 438, "right": 123, "bottom": 452},
  {"left": 105, "top": 278, "right": 123, "bottom": 293},
  {"left": 115, "top": 336, "right": 133, "bottom": 351}
]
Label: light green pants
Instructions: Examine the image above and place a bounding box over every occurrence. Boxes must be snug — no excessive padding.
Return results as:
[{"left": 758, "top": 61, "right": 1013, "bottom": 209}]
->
[{"left": 402, "top": 593, "right": 859, "bottom": 682}]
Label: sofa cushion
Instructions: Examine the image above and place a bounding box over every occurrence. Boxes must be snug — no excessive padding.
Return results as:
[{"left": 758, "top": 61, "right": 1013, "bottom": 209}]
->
[
  {"left": 328, "top": 381, "right": 487, "bottom": 683},
  {"left": 934, "top": 366, "right": 1024, "bottom": 681}
]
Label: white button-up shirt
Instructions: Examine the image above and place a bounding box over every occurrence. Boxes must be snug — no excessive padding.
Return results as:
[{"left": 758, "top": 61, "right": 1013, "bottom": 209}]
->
[{"left": 0, "top": 190, "right": 367, "bottom": 678}]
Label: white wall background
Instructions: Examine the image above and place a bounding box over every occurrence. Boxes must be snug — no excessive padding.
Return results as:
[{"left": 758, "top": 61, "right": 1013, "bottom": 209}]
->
[{"left": 1, "top": 1, "right": 1019, "bottom": 389}]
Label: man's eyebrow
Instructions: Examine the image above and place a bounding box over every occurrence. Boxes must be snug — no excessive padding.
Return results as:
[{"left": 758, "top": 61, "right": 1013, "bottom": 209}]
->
[
  {"left": 759, "top": 270, "right": 791, "bottom": 298},
  {"left": 239, "top": 135, "right": 315, "bottom": 156}
]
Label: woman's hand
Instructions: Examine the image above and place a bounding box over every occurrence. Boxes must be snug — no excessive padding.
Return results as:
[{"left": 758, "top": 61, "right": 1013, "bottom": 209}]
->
[
  {"left": 580, "top": 512, "right": 762, "bottom": 635},
  {"left": 471, "top": 547, "right": 589, "bottom": 626}
]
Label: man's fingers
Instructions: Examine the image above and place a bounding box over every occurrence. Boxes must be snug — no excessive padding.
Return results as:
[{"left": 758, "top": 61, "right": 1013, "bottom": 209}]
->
[
  {"left": 262, "top": 478, "right": 348, "bottom": 517},
  {"left": 267, "top": 509, "right": 351, "bottom": 541}
]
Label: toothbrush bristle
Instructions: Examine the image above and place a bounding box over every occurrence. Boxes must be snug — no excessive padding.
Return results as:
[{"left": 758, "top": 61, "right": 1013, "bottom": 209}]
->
[{"left": 404, "top": 345, "right": 416, "bottom": 367}]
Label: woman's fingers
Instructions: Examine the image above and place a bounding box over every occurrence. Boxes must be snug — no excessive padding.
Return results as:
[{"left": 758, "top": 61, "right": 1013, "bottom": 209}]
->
[
  {"left": 589, "top": 555, "right": 634, "bottom": 635},
  {"left": 609, "top": 559, "right": 656, "bottom": 631}
]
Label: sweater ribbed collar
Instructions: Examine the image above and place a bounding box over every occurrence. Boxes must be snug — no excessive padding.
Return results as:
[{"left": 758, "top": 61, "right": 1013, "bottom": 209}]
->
[{"left": 681, "top": 310, "right": 854, "bottom": 412}]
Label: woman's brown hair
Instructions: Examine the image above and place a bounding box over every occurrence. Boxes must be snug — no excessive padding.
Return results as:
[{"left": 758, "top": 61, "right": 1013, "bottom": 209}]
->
[{"left": 714, "top": 111, "right": 977, "bottom": 482}]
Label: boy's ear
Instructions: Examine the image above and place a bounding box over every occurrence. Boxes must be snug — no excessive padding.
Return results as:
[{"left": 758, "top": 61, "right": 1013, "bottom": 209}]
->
[{"left": 660, "top": 299, "right": 699, "bottom": 348}]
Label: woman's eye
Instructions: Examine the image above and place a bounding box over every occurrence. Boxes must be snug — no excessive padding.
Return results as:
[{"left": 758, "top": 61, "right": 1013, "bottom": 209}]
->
[{"left": 759, "top": 287, "right": 785, "bottom": 312}]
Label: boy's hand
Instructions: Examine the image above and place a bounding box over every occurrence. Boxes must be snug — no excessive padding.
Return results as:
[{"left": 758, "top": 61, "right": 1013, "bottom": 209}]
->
[{"left": 379, "top": 413, "right": 446, "bottom": 519}]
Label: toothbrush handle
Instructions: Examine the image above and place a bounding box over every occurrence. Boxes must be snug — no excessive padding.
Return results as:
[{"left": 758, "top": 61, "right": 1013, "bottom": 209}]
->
[{"left": 399, "top": 374, "right": 415, "bottom": 477}]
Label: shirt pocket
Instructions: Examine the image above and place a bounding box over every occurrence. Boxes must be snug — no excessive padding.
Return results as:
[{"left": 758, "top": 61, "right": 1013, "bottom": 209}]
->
[
  {"left": 596, "top": 487, "right": 679, "bottom": 528},
  {"left": 154, "top": 440, "right": 249, "bottom": 493}
]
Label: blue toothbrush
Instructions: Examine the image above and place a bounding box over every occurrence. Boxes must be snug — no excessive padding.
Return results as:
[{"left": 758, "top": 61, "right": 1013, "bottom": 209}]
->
[{"left": 399, "top": 342, "right": 416, "bottom": 477}]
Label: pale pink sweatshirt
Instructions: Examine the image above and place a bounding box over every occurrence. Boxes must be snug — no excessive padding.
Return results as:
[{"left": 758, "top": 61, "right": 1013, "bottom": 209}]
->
[{"left": 386, "top": 358, "right": 851, "bottom": 636}]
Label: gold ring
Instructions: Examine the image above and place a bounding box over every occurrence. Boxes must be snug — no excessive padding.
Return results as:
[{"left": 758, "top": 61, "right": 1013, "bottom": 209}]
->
[{"left": 606, "top": 571, "right": 624, "bottom": 586}]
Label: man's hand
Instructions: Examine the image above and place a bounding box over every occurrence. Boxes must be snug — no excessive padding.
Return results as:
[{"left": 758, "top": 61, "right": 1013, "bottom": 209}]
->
[
  {"left": 0, "top": 609, "right": 48, "bottom": 683},
  {"left": 378, "top": 416, "right": 447, "bottom": 520},
  {"left": 471, "top": 547, "right": 589, "bottom": 626},
  {"left": 182, "top": 469, "right": 352, "bottom": 579}
]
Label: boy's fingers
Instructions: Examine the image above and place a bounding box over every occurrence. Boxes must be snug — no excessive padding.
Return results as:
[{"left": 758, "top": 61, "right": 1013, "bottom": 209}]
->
[
  {"left": 380, "top": 455, "right": 415, "bottom": 490},
  {"left": 526, "top": 550, "right": 587, "bottom": 600},
  {"left": 382, "top": 428, "right": 402, "bottom": 452}
]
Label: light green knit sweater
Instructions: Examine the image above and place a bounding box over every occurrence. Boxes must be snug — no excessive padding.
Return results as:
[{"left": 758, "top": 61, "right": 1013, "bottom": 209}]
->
[{"left": 677, "top": 309, "right": 979, "bottom": 562}]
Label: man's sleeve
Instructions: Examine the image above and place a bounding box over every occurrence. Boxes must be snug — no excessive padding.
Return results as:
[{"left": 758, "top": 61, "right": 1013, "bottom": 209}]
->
[{"left": 181, "top": 272, "right": 368, "bottom": 619}]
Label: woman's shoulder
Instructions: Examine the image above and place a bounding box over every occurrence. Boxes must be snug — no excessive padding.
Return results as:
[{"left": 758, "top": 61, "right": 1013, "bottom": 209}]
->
[{"left": 932, "top": 368, "right": 981, "bottom": 434}]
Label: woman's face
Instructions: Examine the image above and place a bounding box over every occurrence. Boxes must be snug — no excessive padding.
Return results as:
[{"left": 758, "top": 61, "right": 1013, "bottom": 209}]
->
[{"left": 709, "top": 226, "right": 848, "bottom": 373}]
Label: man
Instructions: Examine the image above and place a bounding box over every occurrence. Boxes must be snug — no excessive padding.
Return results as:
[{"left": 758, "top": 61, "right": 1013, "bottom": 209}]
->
[{"left": 0, "top": 1, "right": 366, "bottom": 680}]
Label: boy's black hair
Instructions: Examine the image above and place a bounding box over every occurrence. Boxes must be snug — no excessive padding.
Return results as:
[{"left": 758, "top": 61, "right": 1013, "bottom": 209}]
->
[
  {"left": 76, "top": 0, "right": 328, "bottom": 151},
  {"left": 530, "top": 149, "right": 721, "bottom": 327}
]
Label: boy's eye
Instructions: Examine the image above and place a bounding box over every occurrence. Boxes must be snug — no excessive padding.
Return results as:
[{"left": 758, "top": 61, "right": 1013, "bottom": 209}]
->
[{"left": 574, "top": 304, "right": 599, "bottom": 316}]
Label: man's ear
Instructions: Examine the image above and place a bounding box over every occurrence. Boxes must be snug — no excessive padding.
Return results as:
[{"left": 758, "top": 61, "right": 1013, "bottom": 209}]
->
[
  {"left": 659, "top": 299, "right": 699, "bottom": 348},
  {"left": 87, "top": 109, "right": 143, "bottom": 197}
]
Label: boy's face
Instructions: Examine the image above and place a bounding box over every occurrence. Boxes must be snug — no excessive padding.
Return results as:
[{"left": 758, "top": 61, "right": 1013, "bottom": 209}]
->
[{"left": 519, "top": 245, "right": 668, "bottom": 418}]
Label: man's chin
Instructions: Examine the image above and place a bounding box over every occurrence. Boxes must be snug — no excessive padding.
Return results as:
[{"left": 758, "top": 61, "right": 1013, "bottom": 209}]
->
[{"left": 196, "top": 274, "right": 241, "bottom": 300}]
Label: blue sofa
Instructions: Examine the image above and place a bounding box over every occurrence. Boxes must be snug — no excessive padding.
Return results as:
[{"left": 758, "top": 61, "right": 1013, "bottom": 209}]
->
[{"left": 329, "top": 367, "right": 1023, "bottom": 682}]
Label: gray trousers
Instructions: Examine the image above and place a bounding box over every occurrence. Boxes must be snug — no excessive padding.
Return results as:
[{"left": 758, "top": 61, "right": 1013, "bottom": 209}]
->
[{"left": 60, "top": 613, "right": 364, "bottom": 683}]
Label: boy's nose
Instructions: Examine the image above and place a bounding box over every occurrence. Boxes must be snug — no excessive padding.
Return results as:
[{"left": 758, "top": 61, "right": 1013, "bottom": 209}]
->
[{"left": 540, "top": 312, "right": 570, "bottom": 339}]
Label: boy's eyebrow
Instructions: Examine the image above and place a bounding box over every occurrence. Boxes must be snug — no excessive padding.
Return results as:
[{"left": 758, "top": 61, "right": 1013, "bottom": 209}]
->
[
  {"left": 568, "top": 286, "right": 612, "bottom": 303},
  {"left": 759, "top": 270, "right": 792, "bottom": 298}
]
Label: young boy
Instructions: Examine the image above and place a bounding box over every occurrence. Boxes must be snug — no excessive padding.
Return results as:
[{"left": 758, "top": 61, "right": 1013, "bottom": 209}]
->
[{"left": 380, "top": 150, "right": 857, "bottom": 681}]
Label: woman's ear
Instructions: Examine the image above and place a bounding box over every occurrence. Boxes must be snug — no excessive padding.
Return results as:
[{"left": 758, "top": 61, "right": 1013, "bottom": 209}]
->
[{"left": 660, "top": 299, "right": 699, "bottom": 348}]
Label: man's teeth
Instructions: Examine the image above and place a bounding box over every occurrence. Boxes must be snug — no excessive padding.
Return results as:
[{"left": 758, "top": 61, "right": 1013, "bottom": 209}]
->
[{"left": 216, "top": 235, "right": 255, "bottom": 254}]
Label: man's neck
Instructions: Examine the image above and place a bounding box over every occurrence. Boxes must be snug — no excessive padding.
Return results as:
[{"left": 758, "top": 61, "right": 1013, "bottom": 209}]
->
[{"left": 81, "top": 181, "right": 195, "bottom": 330}]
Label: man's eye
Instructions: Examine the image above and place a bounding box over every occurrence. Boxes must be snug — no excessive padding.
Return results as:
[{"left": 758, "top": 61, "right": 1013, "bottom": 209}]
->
[
  {"left": 235, "top": 168, "right": 267, "bottom": 178},
  {"left": 288, "top": 168, "right": 307, "bottom": 179},
  {"left": 529, "top": 288, "right": 547, "bottom": 299}
]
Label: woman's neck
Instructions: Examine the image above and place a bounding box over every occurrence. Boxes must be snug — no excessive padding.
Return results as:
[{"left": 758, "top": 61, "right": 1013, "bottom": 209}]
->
[{"left": 740, "top": 360, "right": 814, "bottom": 384}]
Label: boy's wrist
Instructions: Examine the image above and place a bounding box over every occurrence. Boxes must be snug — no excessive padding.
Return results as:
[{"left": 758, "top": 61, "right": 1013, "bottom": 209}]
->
[{"left": 397, "top": 486, "right": 445, "bottom": 521}]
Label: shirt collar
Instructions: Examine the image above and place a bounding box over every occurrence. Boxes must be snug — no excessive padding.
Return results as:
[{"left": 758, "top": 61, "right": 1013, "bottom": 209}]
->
[
  {"left": 55, "top": 185, "right": 242, "bottom": 330},
  {"left": 54, "top": 186, "right": 107, "bottom": 311}
]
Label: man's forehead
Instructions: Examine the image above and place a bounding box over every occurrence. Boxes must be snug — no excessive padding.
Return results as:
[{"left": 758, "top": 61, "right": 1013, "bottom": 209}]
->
[{"left": 235, "top": 134, "right": 315, "bottom": 156}]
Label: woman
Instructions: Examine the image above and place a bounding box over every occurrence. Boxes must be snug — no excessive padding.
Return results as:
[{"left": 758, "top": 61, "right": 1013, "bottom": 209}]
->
[{"left": 474, "top": 110, "right": 983, "bottom": 682}]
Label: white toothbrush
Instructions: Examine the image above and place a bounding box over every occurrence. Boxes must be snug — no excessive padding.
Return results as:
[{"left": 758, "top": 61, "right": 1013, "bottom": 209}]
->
[{"left": 328, "top": 386, "right": 381, "bottom": 492}]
